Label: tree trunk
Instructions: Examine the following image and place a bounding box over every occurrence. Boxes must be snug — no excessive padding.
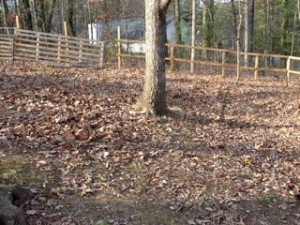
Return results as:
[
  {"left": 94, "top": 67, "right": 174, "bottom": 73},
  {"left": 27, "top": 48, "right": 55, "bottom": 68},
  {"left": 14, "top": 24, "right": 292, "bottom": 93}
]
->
[
  {"left": 236, "top": 0, "right": 242, "bottom": 80},
  {"left": 230, "top": 0, "right": 238, "bottom": 49},
  {"left": 244, "top": 0, "right": 254, "bottom": 66},
  {"left": 67, "top": 0, "right": 76, "bottom": 36},
  {"left": 37, "top": 0, "right": 46, "bottom": 31},
  {"left": 45, "top": 0, "right": 57, "bottom": 32},
  {"left": 20, "top": 0, "right": 33, "bottom": 30},
  {"left": 263, "top": 0, "right": 273, "bottom": 70},
  {"left": 298, "top": 0, "right": 300, "bottom": 21},
  {"left": 190, "top": 0, "right": 196, "bottom": 73},
  {"left": 139, "top": 0, "right": 172, "bottom": 116},
  {"left": 29, "top": 0, "right": 38, "bottom": 31},
  {"left": 291, "top": 7, "right": 297, "bottom": 55},
  {"left": 202, "top": 0, "right": 214, "bottom": 48},
  {"left": 175, "top": 0, "right": 182, "bottom": 44},
  {"left": 1, "top": 0, "right": 8, "bottom": 27},
  {"left": 281, "top": 0, "right": 289, "bottom": 55}
]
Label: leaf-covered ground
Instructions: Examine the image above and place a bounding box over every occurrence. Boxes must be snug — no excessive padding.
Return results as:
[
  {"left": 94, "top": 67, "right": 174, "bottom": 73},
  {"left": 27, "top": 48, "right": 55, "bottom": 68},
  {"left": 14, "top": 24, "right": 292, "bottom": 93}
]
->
[{"left": 0, "top": 61, "right": 300, "bottom": 225}]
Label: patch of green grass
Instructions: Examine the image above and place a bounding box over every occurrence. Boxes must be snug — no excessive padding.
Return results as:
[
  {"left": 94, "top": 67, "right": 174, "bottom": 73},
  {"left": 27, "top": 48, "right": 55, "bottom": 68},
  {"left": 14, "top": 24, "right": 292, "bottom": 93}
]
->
[
  {"left": 93, "top": 219, "right": 110, "bottom": 225},
  {"left": 127, "top": 162, "right": 147, "bottom": 175},
  {"left": 257, "top": 195, "right": 279, "bottom": 206},
  {"left": 0, "top": 157, "right": 27, "bottom": 180},
  {"left": 139, "top": 208, "right": 183, "bottom": 225}
]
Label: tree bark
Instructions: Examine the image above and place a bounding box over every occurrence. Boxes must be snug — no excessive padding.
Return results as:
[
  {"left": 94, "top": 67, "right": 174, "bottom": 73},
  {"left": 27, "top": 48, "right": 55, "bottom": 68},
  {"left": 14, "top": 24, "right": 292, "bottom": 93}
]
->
[
  {"left": 190, "top": 0, "right": 196, "bottom": 73},
  {"left": 263, "top": 0, "right": 274, "bottom": 70},
  {"left": 1, "top": 0, "right": 8, "bottom": 27},
  {"left": 236, "top": 0, "right": 242, "bottom": 80},
  {"left": 139, "top": 0, "right": 172, "bottom": 115},
  {"left": 20, "top": 0, "right": 33, "bottom": 30},
  {"left": 45, "top": 0, "right": 57, "bottom": 33},
  {"left": 202, "top": 0, "right": 214, "bottom": 48},
  {"left": 244, "top": 0, "right": 254, "bottom": 66},
  {"left": 291, "top": 7, "right": 297, "bottom": 55},
  {"left": 29, "top": 0, "right": 38, "bottom": 31},
  {"left": 230, "top": 0, "right": 238, "bottom": 49},
  {"left": 67, "top": 0, "right": 76, "bottom": 36},
  {"left": 281, "top": 0, "right": 289, "bottom": 55},
  {"left": 175, "top": 0, "right": 182, "bottom": 44}
]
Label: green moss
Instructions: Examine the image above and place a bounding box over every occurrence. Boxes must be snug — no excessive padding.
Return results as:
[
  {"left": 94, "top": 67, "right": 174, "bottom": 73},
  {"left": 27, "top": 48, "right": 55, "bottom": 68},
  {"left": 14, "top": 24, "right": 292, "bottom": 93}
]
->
[
  {"left": 0, "top": 157, "right": 27, "bottom": 179},
  {"left": 139, "top": 208, "right": 182, "bottom": 225},
  {"left": 257, "top": 196, "right": 279, "bottom": 206},
  {"left": 93, "top": 219, "right": 110, "bottom": 225},
  {"left": 0, "top": 157, "right": 55, "bottom": 188}
]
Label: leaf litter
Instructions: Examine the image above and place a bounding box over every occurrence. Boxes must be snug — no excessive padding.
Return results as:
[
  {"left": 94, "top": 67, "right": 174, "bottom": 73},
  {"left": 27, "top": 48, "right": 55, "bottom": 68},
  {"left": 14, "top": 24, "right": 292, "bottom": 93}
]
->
[{"left": 0, "top": 60, "right": 300, "bottom": 225}]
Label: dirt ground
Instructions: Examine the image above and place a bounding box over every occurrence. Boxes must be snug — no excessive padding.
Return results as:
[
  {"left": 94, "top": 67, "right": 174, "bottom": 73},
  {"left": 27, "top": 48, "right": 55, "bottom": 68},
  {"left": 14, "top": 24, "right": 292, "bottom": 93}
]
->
[{"left": 0, "top": 61, "right": 300, "bottom": 225}]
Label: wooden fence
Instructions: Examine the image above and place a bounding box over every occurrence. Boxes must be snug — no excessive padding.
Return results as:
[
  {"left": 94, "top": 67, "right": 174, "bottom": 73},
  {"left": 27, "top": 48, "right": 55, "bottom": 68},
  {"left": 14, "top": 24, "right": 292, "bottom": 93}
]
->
[
  {"left": 0, "top": 28, "right": 105, "bottom": 67},
  {"left": 117, "top": 39, "right": 300, "bottom": 86}
]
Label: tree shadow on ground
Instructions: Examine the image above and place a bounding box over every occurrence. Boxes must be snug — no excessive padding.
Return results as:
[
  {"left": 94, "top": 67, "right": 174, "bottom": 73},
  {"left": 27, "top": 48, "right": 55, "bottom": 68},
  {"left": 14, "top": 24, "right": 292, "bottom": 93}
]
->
[
  {"left": 1, "top": 62, "right": 300, "bottom": 225},
  {"left": 24, "top": 191, "right": 300, "bottom": 225}
]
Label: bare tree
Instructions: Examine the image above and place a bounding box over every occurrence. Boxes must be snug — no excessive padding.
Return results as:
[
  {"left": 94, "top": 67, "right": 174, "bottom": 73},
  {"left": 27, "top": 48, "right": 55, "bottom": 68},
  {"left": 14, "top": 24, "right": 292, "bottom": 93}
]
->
[
  {"left": 202, "top": 0, "right": 214, "bottom": 47},
  {"left": 138, "top": 0, "right": 172, "bottom": 115},
  {"left": 191, "top": 0, "right": 196, "bottom": 73},
  {"left": 244, "top": 0, "right": 254, "bottom": 66},
  {"left": 281, "top": 0, "right": 289, "bottom": 55},
  {"left": 67, "top": 0, "right": 76, "bottom": 36},
  {"left": 175, "top": 0, "right": 182, "bottom": 44},
  {"left": 1, "top": 0, "right": 8, "bottom": 27},
  {"left": 36, "top": 0, "right": 57, "bottom": 32},
  {"left": 29, "top": 0, "right": 38, "bottom": 31},
  {"left": 236, "top": 0, "right": 242, "bottom": 80}
]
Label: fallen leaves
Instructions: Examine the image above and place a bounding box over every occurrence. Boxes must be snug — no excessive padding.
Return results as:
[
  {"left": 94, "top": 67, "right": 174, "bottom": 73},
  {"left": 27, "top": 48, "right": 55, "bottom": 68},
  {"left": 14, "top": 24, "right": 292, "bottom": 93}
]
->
[{"left": 1, "top": 62, "right": 300, "bottom": 224}]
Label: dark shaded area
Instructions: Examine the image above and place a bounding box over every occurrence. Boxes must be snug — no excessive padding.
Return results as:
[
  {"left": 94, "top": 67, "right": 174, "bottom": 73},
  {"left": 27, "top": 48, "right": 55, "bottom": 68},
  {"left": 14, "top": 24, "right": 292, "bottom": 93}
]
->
[{"left": 0, "top": 186, "right": 33, "bottom": 225}]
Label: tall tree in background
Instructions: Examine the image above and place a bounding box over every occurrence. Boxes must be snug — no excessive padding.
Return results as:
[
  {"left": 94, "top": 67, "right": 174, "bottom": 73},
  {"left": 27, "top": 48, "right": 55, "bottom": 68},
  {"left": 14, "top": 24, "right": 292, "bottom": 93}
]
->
[
  {"left": 139, "top": 0, "right": 172, "bottom": 115},
  {"left": 244, "top": 0, "right": 254, "bottom": 65},
  {"left": 191, "top": 0, "right": 196, "bottom": 72},
  {"left": 175, "top": 0, "right": 182, "bottom": 44},
  {"left": 264, "top": 0, "right": 273, "bottom": 55},
  {"left": 67, "top": 0, "right": 76, "bottom": 36},
  {"left": 280, "top": 0, "right": 298, "bottom": 56},
  {"left": 298, "top": 0, "right": 300, "bottom": 21},
  {"left": 1, "top": 0, "right": 8, "bottom": 27},
  {"left": 230, "top": 0, "right": 238, "bottom": 48},
  {"left": 101, "top": 0, "right": 111, "bottom": 40},
  {"left": 29, "top": 0, "right": 38, "bottom": 31},
  {"left": 201, "top": 0, "right": 214, "bottom": 47},
  {"left": 36, "top": 0, "right": 57, "bottom": 32},
  {"left": 236, "top": 0, "right": 242, "bottom": 80},
  {"left": 19, "top": 0, "right": 33, "bottom": 30},
  {"left": 291, "top": 4, "right": 298, "bottom": 55}
]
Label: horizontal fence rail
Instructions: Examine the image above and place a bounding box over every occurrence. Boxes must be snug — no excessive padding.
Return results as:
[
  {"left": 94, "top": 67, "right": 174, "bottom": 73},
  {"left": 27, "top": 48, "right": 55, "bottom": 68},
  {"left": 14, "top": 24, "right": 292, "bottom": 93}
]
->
[
  {"left": 0, "top": 28, "right": 105, "bottom": 67},
  {"left": 117, "top": 39, "right": 300, "bottom": 86}
]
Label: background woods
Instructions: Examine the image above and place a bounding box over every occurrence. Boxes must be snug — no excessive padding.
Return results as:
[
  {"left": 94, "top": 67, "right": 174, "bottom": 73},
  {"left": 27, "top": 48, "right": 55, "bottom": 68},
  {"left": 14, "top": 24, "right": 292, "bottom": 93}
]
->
[{"left": 1, "top": 0, "right": 300, "bottom": 56}]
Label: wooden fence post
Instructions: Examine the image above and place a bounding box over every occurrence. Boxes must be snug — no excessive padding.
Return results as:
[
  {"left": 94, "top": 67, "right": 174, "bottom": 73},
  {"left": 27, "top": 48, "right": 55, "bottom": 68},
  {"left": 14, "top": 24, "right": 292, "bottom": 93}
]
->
[
  {"left": 286, "top": 57, "right": 291, "bottom": 86},
  {"left": 170, "top": 46, "right": 175, "bottom": 71},
  {"left": 35, "top": 33, "right": 40, "bottom": 60},
  {"left": 254, "top": 55, "right": 259, "bottom": 80},
  {"left": 99, "top": 42, "right": 104, "bottom": 68},
  {"left": 79, "top": 40, "right": 83, "bottom": 63},
  {"left": 64, "top": 21, "right": 68, "bottom": 36},
  {"left": 190, "top": 45, "right": 195, "bottom": 73},
  {"left": 117, "top": 26, "right": 121, "bottom": 70},
  {"left": 12, "top": 35, "right": 15, "bottom": 61},
  {"left": 57, "top": 36, "right": 61, "bottom": 62},
  {"left": 15, "top": 16, "right": 20, "bottom": 29},
  {"left": 221, "top": 50, "right": 226, "bottom": 77}
]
